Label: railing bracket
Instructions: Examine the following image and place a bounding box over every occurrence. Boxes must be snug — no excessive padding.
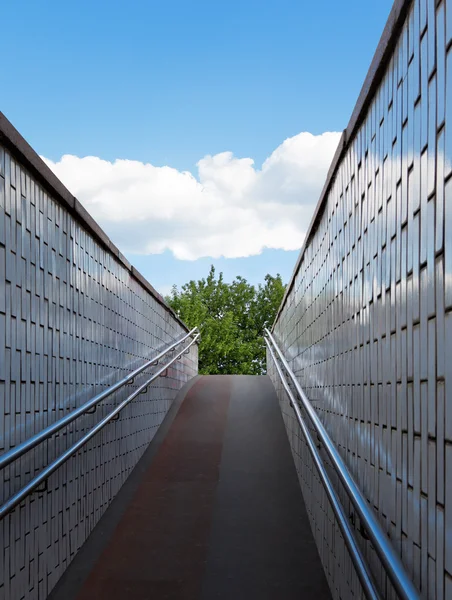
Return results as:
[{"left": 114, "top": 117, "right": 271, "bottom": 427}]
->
[
  {"left": 350, "top": 513, "right": 370, "bottom": 541},
  {"left": 34, "top": 480, "right": 48, "bottom": 493}
]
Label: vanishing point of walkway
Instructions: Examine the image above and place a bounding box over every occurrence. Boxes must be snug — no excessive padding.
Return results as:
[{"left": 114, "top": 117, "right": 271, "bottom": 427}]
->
[{"left": 49, "top": 375, "right": 330, "bottom": 600}]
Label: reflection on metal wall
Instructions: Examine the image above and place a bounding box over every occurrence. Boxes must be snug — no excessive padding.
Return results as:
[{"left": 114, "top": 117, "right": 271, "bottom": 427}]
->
[
  {"left": 269, "top": 0, "right": 451, "bottom": 598},
  {"left": 0, "top": 126, "right": 198, "bottom": 599}
]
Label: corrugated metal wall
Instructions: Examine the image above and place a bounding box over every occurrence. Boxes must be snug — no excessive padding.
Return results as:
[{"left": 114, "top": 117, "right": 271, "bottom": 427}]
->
[
  {"left": 0, "top": 123, "right": 198, "bottom": 600},
  {"left": 269, "top": 0, "right": 451, "bottom": 598}
]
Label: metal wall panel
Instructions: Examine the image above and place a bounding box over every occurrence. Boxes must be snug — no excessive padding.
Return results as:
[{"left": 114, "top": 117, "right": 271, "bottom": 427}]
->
[
  {"left": 269, "top": 1, "right": 450, "bottom": 598},
  {"left": 0, "top": 140, "right": 198, "bottom": 599}
]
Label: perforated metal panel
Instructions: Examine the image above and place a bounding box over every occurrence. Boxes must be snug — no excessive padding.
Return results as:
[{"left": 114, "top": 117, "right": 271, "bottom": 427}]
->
[
  {"left": 269, "top": 1, "right": 451, "bottom": 598},
  {"left": 0, "top": 138, "right": 198, "bottom": 599}
]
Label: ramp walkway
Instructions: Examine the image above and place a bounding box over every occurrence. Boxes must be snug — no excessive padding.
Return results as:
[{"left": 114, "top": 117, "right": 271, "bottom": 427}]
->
[{"left": 48, "top": 375, "right": 331, "bottom": 600}]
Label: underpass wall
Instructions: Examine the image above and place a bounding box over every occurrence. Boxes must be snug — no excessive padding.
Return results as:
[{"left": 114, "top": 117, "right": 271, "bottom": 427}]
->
[
  {"left": 268, "top": 0, "right": 452, "bottom": 598},
  {"left": 0, "top": 114, "right": 198, "bottom": 599}
]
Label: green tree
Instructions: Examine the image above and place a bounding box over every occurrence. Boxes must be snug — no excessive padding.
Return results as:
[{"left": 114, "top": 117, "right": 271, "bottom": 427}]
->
[{"left": 166, "top": 266, "right": 285, "bottom": 375}]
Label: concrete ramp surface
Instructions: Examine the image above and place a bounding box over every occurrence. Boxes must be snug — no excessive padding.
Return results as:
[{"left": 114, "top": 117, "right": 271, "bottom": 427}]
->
[{"left": 49, "top": 375, "right": 330, "bottom": 600}]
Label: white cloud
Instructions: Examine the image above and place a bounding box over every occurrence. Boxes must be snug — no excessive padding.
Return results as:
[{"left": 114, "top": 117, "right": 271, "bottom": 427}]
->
[{"left": 42, "top": 131, "right": 341, "bottom": 260}]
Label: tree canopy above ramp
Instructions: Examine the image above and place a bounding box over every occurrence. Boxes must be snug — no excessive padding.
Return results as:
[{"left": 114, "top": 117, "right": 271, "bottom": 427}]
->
[{"left": 166, "top": 266, "right": 285, "bottom": 375}]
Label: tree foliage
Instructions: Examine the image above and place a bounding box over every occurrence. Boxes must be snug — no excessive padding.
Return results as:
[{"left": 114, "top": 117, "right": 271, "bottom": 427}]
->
[{"left": 166, "top": 266, "right": 285, "bottom": 375}]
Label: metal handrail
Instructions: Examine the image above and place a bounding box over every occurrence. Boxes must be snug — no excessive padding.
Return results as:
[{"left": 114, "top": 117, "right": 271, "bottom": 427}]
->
[
  {"left": 264, "top": 328, "right": 420, "bottom": 600},
  {"left": 0, "top": 332, "right": 200, "bottom": 519},
  {"left": 0, "top": 327, "right": 198, "bottom": 471},
  {"left": 265, "top": 338, "right": 380, "bottom": 600}
]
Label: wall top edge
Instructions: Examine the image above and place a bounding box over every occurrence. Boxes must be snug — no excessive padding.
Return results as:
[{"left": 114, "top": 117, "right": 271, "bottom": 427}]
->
[
  {"left": 0, "top": 111, "right": 191, "bottom": 335},
  {"left": 272, "top": 0, "right": 413, "bottom": 331}
]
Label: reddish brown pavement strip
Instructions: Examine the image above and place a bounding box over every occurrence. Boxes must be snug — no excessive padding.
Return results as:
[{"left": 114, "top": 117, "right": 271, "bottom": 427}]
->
[{"left": 76, "top": 375, "right": 231, "bottom": 600}]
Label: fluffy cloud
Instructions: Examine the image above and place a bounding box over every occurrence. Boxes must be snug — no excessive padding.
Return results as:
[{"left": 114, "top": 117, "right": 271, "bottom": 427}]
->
[{"left": 42, "top": 131, "right": 341, "bottom": 260}]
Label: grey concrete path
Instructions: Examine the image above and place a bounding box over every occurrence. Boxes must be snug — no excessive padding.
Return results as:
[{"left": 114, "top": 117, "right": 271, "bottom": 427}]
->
[
  {"left": 200, "top": 375, "right": 330, "bottom": 599},
  {"left": 50, "top": 375, "right": 330, "bottom": 600}
]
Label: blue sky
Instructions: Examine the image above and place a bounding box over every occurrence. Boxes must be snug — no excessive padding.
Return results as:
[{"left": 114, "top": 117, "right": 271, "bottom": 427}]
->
[{"left": 2, "top": 0, "right": 394, "bottom": 294}]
